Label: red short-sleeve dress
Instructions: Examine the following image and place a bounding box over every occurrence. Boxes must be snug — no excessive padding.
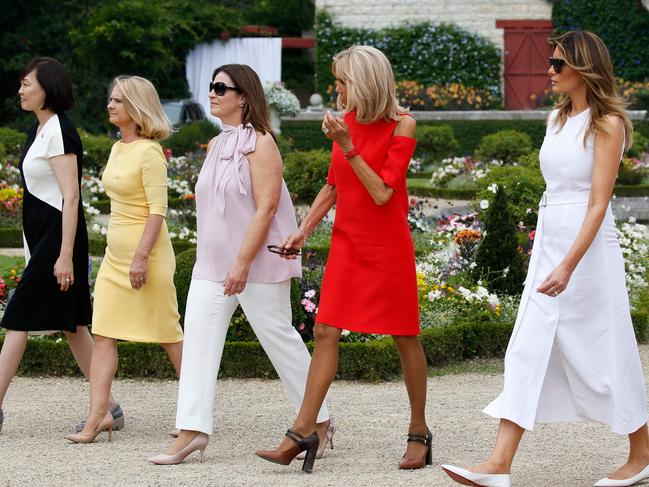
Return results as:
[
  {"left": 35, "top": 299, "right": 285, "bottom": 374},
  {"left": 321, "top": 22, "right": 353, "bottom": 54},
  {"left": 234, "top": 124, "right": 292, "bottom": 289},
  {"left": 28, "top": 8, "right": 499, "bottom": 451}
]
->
[{"left": 315, "top": 111, "right": 419, "bottom": 336}]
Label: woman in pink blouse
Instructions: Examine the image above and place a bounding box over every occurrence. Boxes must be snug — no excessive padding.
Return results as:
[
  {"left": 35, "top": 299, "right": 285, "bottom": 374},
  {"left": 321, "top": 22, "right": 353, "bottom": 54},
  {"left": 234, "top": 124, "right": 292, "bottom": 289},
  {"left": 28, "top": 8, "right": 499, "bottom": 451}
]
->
[{"left": 148, "top": 64, "right": 332, "bottom": 465}]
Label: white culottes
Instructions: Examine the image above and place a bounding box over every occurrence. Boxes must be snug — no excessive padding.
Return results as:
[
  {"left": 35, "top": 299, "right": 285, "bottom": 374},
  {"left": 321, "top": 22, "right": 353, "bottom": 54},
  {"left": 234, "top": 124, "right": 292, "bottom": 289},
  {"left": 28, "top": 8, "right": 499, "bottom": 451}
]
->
[
  {"left": 176, "top": 279, "right": 329, "bottom": 434},
  {"left": 484, "top": 192, "right": 647, "bottom": 435}
]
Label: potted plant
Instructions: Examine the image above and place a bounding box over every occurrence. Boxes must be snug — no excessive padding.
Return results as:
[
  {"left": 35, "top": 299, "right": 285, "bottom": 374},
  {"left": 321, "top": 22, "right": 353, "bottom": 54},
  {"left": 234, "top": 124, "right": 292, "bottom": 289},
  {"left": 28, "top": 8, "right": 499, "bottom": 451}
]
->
[{"left": 264, "top": 82, "right": 301, "bottom": 134}]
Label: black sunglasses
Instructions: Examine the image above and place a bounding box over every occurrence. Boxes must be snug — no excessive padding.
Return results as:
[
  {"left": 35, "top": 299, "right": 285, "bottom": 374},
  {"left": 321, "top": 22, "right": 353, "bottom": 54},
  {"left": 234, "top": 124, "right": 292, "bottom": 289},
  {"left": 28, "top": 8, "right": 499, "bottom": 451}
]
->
[
  {"left": 209, "top": 81, "right": 241, "bottom": 96},
  {"left": 549, "top": 57, "right": 566, "bottom": 73},
  {"left": 267, "top": 245, "right": 301, "bottom": 256}
]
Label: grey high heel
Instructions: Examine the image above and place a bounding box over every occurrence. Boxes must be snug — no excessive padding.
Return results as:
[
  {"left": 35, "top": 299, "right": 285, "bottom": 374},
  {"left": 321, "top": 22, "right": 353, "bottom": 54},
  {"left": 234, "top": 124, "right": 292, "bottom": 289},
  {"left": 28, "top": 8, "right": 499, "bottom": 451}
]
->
[
  {"left": 75, "top": 403, "right": 124, "bottom": 433},
  {"left": 0, "top": 409, "right": 4, "bottom": 433}
]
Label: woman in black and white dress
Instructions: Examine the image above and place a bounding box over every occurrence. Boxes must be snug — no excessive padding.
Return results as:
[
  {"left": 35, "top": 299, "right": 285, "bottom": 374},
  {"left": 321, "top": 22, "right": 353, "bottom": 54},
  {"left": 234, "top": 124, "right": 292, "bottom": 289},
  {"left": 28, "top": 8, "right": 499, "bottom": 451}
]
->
[{"left": 0, "top": 57, "right": 120, "bottom": 432}]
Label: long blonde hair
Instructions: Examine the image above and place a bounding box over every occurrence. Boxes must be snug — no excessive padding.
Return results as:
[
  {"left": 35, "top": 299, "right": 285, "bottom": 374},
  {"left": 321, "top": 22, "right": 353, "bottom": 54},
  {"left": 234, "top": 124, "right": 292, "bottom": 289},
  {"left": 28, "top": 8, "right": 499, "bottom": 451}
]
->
[
  {"left": 550, "top": 31, "right": 633, "bottom": 151},
  {"left": 112, "top": 75, "right": 172, "bottom": 140},
  {"left": 332, "top": 45, "right": 408, "bottom": 124}
]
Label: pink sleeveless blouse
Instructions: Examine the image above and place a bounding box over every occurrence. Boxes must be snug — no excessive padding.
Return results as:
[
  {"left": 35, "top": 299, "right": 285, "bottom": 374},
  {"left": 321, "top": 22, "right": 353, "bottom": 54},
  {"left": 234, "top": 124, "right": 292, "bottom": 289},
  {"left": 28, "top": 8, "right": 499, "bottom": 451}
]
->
[{"left": 192, "top": 123, "right": 301, "bottom": 283}]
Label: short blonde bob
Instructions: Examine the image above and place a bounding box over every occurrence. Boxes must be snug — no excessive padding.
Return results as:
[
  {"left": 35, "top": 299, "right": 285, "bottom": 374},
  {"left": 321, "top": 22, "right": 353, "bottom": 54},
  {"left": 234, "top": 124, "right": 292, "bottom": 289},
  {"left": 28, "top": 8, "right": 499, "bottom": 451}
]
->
[
  {"left": 112, "top": 75, "right": 172, "bottom": 140},
  {"left": 332, "top": 45, "right": 408, "bottom": 124}
]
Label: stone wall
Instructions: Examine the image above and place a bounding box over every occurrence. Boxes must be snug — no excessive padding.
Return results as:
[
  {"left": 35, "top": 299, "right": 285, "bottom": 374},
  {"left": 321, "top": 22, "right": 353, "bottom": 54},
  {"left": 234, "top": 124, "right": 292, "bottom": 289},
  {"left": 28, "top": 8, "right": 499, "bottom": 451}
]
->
[{"left": 315, "top": 0, "right": 553, "bottom": 48}]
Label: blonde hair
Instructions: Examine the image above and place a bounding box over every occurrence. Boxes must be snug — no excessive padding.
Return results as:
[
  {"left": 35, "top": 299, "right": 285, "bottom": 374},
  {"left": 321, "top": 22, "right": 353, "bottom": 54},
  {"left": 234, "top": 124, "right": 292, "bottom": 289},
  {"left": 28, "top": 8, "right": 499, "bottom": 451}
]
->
[
  {"left": 550, "top": 31, "right": 633, "bottom": 151},
  {"left": 112, "top": 75, "right": 172, "bottom": 140},
  {"left": 332, "top": 45, "right": 408, "bottom": 124}
]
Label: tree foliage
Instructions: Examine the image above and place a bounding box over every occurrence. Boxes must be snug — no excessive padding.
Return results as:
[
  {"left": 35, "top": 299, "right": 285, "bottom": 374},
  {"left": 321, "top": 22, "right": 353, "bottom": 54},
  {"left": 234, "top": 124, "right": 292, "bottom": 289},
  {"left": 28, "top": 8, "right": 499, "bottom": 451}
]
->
[{"left": 553, "top": 0, "right": 649, "bottom": 81}]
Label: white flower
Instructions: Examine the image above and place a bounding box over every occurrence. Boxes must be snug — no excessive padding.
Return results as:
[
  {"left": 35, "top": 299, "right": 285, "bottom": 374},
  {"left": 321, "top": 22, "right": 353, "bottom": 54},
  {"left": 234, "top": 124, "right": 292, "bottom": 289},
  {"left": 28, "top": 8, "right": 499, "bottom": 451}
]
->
[
  {"left": 503, "top": 267, "right": 510, "bottom": 276},
  {"left": 479, "top": 199, "right": 489, "bottom": 209},
  {"left": 487, "top": 183, "right": 498, "bottom": 194},
  {"left": 304, "top": 290, "right": 316, "bottom": 299}
]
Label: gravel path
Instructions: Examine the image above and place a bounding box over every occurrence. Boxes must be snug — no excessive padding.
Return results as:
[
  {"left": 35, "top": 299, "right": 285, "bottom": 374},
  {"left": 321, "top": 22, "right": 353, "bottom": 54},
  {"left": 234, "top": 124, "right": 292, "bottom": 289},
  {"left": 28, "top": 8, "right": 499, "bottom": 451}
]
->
[{"left": 1, "top": 347, "right": 649, "bottom": 486}]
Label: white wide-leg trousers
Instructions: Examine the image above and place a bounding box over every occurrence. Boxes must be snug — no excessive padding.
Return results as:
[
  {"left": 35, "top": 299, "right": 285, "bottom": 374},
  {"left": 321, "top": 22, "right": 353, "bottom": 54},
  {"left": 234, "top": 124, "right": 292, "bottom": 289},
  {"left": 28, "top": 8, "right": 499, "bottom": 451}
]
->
[{"left": 176, "top": 278, "right": 329, "bottom": 434}]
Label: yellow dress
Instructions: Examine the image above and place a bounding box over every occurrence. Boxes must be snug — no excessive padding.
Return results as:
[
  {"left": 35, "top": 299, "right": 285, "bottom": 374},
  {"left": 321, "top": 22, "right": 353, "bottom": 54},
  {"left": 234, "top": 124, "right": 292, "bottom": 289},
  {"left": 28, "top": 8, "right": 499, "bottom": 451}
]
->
[{"left": 91, "top": 139, "right": 183, "bottom": 343}]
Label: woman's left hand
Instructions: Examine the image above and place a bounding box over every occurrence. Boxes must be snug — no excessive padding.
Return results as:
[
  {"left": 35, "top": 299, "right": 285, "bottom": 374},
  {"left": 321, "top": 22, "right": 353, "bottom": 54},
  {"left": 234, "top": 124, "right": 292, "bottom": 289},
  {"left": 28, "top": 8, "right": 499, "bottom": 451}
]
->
[
  {"left": 224, "top": 258, "right": 250, "bottom": 296},
  {"left": 129, "top": 255, "right": 148, "bottom": 290},
  {"left": 323, "top": 111, "right": 353, "bottom": 152},
  {"left": 537, "top": 264, "right": 573, "bottom": 297},
  {"left": 53, "top": 256, "right": 74, "bottom": 292}
]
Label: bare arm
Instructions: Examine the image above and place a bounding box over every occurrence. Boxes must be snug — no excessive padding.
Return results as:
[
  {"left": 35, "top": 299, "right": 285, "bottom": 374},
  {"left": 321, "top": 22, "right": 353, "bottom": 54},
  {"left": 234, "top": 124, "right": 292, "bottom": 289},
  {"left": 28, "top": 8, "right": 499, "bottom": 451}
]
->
[
  {"left": 537, "top": 115, "right": 624, "bottom": 296},
  {"left": 50, "top": 153, "right": 80, "bottom": 292},
  {"left": 223, "top": 133, "right": 283, "bottom": 296},
  {"left": 323, "top": 111, "right": 416, "bottom": 206}
]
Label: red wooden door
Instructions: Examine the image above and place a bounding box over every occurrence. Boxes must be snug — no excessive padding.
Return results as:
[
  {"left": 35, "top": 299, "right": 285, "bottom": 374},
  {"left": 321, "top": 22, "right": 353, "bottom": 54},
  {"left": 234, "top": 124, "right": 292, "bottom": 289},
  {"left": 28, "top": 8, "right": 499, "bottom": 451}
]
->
[{"left": 496, "top": 20, "right": 554, "bottom": 110}]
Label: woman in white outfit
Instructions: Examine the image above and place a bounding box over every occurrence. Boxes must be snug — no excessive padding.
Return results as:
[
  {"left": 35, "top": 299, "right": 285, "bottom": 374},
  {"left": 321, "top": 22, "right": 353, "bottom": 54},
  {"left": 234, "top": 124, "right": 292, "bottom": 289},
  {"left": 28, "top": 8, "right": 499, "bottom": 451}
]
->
[
  {"left": 148, "top": 64, "right": 332, "bottom": 464},
  {"left": 442, "top": 31, "right": 649, "bottom": 487}
]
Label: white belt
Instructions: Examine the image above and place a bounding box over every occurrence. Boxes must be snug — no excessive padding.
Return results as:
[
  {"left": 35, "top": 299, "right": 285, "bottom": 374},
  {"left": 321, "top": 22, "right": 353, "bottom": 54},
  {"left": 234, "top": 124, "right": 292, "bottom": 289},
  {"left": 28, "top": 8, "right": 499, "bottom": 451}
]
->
[{"left": 539, "top": 191, "right": 590, "bottom": 207}]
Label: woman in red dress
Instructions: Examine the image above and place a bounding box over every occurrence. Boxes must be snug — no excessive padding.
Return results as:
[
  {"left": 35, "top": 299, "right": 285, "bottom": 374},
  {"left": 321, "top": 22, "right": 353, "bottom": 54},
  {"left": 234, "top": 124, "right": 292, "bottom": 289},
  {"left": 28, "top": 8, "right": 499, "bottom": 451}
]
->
[{"left": 256, "top": 45, "right": 430, "bottom": 473}]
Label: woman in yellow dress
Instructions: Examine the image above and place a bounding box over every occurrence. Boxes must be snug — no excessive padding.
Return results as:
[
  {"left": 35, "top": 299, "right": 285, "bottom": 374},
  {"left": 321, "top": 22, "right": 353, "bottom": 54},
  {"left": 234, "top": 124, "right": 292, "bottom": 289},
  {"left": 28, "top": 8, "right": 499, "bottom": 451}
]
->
[{"left": 66, "top": 76, "right": 183, "bottom": 443}]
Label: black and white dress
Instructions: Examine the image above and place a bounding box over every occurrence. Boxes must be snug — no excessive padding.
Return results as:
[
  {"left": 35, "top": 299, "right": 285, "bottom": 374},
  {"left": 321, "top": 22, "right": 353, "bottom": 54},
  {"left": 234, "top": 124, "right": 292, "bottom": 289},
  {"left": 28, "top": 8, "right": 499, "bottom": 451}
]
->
[{"left": 1, "top": 113, "right": 91, "bottom": 332}]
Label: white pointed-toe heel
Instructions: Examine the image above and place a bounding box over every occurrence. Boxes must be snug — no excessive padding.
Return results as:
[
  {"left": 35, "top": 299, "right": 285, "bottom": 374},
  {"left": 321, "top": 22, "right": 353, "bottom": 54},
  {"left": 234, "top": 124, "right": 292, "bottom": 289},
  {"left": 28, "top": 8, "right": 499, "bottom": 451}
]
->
[
  {"left": 441, "top": 464, "right": 511, "bottom": 487},
  {"left": 594, "top": 464, "right": 649, "bottom": 487}
]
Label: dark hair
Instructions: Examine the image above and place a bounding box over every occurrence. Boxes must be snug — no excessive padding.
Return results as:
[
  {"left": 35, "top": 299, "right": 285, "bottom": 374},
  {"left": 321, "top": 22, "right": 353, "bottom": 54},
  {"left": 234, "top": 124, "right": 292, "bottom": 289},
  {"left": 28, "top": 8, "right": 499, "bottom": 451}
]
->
[
  {"left": 19, "top": 57, "right": 74, "bottom": 113},
  {"left": 212, "top": 64, "right": 274, "bottom": 137}
]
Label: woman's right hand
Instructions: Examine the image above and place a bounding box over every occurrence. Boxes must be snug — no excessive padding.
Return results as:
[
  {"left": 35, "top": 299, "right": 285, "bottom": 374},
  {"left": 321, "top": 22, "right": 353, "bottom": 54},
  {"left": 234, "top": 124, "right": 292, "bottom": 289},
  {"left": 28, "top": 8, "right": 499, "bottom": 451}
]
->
[{"left": 280, "top": 230, "right": 306, "bottom": 260}]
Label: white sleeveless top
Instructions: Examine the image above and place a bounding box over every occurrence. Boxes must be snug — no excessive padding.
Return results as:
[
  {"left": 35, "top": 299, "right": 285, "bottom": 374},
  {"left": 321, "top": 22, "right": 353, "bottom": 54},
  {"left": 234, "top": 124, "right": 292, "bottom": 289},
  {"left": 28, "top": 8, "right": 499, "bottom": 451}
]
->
[{"left": 539, "top": 108, "right": 624, "bottom": 194}]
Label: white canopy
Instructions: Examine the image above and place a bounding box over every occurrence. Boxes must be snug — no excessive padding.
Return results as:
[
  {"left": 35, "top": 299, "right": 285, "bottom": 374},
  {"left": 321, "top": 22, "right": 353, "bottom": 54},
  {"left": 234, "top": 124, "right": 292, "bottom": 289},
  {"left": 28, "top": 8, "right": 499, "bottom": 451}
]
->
[{"left": 186, "top": 37, "right": 283, "bottom": 126}]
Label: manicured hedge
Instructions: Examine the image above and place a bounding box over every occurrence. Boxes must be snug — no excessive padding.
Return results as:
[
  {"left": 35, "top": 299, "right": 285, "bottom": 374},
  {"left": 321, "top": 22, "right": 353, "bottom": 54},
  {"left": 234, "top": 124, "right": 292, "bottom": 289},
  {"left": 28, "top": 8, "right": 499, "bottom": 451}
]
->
[
  {"left": 614, "top": 185, "right": 649, "bottom": 197},
  {"left": 10, "top": 311, "right": 647, "bottom": 380},
  {"left": 282, "top": 119, "right": 649, "bottom": 158},
  {"left": 282, "top": 120, "right": 549, "bottom": 156},
  {"left": 5, "top": 321, "right": 509, "bottom": 381}
]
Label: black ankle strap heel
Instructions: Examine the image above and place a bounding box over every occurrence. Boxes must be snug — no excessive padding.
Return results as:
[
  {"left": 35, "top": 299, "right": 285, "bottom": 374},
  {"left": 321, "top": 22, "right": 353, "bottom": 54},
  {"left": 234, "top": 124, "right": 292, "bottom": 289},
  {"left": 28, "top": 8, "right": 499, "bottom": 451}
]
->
[
  {"left": 286, "top": 429, "right": 319, "bottom": 473},
  {"left": 406, "top": 428, "right": 433, "bottom": 466}
]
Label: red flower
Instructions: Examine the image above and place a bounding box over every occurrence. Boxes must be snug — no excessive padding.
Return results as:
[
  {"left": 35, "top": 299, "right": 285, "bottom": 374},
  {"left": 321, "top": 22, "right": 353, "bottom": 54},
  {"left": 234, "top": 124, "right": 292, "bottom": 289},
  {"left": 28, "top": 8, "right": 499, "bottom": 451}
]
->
[
  {"left": 163, "top": 148, "right": 173, "bottom": 160},
  {"left": 528, "top": 230, "right": 536, "bottom": 241}
]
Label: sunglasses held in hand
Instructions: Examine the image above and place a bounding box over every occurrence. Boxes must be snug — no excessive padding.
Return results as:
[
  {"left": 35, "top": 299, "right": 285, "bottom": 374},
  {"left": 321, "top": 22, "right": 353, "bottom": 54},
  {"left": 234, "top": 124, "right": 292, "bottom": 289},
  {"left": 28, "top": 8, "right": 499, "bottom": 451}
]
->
[
  {"left": 209, "top": 81, "right": 242, "bottom": 96},
  {"left": 267, "top": 245, "right": 301, "bottom": 256}
]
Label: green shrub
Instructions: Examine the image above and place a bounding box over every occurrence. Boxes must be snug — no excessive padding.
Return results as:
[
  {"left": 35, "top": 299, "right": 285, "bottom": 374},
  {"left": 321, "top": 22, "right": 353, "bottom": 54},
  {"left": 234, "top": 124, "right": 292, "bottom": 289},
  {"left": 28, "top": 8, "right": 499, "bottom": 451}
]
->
[
  {"left": 618, "top": 158, "right": 647, "bottom": 185},
  {"left": 315, "top": 12, "right": 501, "bottom": 100},
  {"left": 283, "top": 149, "right": 330, "bottom": 202},
  {"left": 473, "top": 186, "right": 526, "bottom": 295},
  {"left": 0, "top": 127, "right": 25, "bottom": 155},
  {"left": 415, "top": 125, "right": 459, "bottom": 162},
  {"left": 475, "top": 165, "right": 545, "bottom": 226},
  {"left": 0, "top": 142, "right": 5, "bottom": 160},
  {"left": 475, "top": 130, "right": 533, "bottom": 164},
  {"left": 446, "top": 174, "right": 477, "bottom": 191},
  {"left": 78, "top": 129, "right": 115, "bottom": 173},
  {"left": 0, "top": 228, "right": 23, "bottom": 247},
  {"left": 627, "top": 132, "right": 649, "bottom": 158},
  {"left": 173, "top": 247, "right": 195, "bottom": 323},
  {"left": 161, "top": 121, "right": 218, "bottom": 156},
  {"left": 518, "top": 149, "right": 540, "bottom": 168},
  {"left": 276, "top": 133, "right": 294, "bottom": 156}
]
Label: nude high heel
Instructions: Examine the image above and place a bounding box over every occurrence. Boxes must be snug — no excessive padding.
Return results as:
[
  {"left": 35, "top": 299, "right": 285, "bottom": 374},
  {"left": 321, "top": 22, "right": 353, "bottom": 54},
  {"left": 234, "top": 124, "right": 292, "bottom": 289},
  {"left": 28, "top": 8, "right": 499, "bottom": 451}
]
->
[
  {"left": 65, "top": 412, "right": 114, "bottom": 444},
  {"left": 148, "top": 433, "right": 209, "bottom": 465}
]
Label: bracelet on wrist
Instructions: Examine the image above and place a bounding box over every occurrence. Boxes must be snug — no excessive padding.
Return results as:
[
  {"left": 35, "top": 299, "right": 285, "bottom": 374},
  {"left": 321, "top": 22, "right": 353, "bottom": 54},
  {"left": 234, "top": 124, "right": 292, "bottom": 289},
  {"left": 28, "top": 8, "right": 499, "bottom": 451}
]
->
[{"left": 344, "top": 147, "right": 359, "bottom": 160}]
